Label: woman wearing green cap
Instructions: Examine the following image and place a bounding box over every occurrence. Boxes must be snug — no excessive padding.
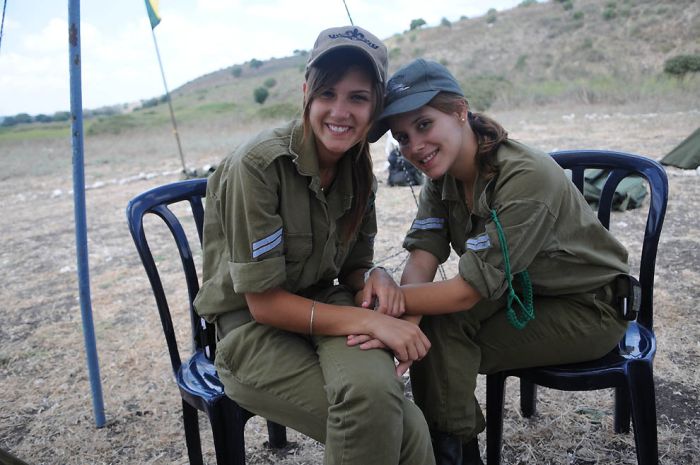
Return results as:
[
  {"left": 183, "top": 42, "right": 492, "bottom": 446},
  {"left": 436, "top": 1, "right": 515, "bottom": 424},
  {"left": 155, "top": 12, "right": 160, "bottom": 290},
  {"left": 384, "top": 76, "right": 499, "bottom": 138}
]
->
[
  {"left": 193, "top": 28, "right": 435, "bottom": 465},
  {"left": 352, "top": 58, "right": 629, "bottom": 465}
]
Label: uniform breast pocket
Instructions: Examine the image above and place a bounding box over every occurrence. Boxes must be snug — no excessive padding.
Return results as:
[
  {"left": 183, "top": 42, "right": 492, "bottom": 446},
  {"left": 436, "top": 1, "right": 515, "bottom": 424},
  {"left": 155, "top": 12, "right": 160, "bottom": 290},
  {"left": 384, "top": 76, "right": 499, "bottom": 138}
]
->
[{"left": 284, "top": 233, "right": 313, "bottom": 262}]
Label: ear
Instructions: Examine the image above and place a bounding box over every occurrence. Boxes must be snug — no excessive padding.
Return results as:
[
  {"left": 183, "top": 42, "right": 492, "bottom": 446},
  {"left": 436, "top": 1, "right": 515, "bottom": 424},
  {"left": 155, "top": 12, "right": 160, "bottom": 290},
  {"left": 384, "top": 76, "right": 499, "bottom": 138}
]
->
[
  {"left": 456, "top": 102, "right": 469, "bottom": 124},
  {"left": 302, "top": 82, "right": 308, "bottom": 96}
]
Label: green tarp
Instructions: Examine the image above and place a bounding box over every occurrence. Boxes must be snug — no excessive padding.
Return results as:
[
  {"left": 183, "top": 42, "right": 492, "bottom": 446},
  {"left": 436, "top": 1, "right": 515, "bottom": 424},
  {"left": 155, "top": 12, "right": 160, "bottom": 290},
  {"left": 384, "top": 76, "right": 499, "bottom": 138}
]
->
[{"left": 661, "top": 127, "right": 700, "bottom": 169}]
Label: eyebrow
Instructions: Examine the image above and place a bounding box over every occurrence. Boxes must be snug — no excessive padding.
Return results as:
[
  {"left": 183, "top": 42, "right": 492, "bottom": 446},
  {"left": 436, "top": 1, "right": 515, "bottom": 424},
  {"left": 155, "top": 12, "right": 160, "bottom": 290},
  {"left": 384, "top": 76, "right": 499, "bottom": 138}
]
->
[{"left": 410, "top": 112, "right": 427, "bottom": 125}]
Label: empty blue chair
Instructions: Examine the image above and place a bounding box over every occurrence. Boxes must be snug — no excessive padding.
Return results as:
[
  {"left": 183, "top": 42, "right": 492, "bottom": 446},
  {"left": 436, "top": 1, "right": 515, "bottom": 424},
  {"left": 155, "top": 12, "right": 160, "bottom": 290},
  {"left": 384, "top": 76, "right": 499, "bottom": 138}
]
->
[
  {"left": 126, "top": 178, "right": 287, "bottom": 465},
  {"left": 486, "top": 150, "right": 668, "bottom": 465}
]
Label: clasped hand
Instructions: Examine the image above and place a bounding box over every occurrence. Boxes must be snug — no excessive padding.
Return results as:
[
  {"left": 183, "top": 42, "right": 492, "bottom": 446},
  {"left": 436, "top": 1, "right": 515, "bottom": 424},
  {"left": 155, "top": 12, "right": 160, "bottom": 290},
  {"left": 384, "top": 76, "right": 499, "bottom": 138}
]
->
[{"left": 351, "top": 269, "right": 427, "bottom": 376}]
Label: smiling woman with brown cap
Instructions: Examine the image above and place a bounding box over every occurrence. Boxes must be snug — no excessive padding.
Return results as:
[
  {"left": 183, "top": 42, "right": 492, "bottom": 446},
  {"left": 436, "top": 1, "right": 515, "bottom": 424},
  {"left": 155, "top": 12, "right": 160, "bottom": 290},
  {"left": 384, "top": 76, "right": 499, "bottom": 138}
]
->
[
  {"left": 353, "top": 59, "right": 630, "bottom": 465},
  {"left": 193, "top": 28, "right": 435, "bottom": 465}
]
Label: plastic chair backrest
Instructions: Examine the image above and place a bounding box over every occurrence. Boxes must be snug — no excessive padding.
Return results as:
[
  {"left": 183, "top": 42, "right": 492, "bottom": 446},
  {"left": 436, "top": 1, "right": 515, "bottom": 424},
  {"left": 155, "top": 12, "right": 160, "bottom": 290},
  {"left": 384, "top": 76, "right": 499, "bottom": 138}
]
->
[
  {"left": 550, "top": 150, "right": 668, "bottom": 331},
  {"left": 126, "top": 178, "right": 216, "bottom": 374}
]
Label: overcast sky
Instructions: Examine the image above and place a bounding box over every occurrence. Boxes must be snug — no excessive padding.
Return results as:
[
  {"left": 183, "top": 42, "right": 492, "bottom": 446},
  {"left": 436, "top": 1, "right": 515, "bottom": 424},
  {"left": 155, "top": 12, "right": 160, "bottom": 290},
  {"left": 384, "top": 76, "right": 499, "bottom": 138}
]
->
[{"left": 0, "top": 0, "right": 525, "bottom": 116}]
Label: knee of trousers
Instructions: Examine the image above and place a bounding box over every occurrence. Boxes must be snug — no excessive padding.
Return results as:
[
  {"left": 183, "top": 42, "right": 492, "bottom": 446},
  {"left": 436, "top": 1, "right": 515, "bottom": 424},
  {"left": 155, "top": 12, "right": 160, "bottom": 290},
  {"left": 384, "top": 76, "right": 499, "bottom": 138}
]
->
[{"left": 325, "top": 372, "right": 405, "bottom": 420}]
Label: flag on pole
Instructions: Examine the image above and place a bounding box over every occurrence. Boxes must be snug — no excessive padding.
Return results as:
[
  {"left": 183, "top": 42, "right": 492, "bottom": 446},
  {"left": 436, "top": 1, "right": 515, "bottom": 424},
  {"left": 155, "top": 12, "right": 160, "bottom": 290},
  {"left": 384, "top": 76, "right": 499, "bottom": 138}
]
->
[{"left": 145, "top": 0, "right": 161, "bottom": 29}]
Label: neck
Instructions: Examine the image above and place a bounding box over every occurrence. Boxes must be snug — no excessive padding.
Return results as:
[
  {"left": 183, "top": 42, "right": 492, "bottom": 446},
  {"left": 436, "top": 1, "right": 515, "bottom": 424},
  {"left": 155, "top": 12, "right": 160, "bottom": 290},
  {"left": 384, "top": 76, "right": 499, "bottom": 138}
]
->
[{"left": 449, "top": 125, "right": 478, "bottom": 188}]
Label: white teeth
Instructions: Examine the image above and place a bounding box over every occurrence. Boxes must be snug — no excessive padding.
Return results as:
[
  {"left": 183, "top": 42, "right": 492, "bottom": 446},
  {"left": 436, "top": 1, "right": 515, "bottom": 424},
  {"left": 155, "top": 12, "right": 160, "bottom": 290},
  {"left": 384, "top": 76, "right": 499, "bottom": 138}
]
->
[
  {"left": 420, "top": 150, "right": 437, "bottom": 164},
  {"left": 327, "top": 124, "right": 350, "bottom": 134}
]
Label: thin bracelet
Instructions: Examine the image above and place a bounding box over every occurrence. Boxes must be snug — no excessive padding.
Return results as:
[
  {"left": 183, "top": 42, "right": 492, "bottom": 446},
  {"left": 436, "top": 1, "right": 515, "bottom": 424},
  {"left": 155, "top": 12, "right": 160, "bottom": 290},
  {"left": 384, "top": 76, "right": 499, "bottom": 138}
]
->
[{"left": 309, "top": 300, "right": 316, "bottom": 335}]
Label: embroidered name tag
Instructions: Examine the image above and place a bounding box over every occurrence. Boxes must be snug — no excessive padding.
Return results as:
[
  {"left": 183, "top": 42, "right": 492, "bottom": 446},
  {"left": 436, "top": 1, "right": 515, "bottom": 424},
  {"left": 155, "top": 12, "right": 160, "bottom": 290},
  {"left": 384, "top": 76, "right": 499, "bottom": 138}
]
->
[
  {"left": 252, "top": 227, "right": 283, "bottom": 259},
  {"left": 411, "top": 217, "right": 445, "bottom": 230},
  {"left": 466, "top": 233, "right": 491, "bottom": 251}
]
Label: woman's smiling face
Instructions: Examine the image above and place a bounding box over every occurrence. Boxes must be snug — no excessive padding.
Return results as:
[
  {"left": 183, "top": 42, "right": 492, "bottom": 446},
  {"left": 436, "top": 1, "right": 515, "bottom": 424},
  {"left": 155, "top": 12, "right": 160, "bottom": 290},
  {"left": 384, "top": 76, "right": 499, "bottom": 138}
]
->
[
  {"left": 307, "top": 66, "right": 374, "bottom": 164},
  {"left": 389, "top": 104, "right": 469, "bottom": 180}
]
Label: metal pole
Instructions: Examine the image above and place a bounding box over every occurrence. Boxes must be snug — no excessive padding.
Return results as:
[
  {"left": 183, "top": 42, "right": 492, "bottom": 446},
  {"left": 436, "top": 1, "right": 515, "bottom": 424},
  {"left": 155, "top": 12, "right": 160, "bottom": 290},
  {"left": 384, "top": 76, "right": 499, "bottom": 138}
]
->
[
  {"left": 150, "top": 27, "right": 188, "bottom": 174},
  {"left": 68, "top": 0, "right": 106, "bottom": 428}
]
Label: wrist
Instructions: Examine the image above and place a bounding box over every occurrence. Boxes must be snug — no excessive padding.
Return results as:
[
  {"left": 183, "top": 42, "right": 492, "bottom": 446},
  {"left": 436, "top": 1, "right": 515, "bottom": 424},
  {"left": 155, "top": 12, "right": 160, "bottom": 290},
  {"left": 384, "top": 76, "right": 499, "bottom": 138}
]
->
[{"left": 363, "top": 265, "right": 386, "bottom": 284}]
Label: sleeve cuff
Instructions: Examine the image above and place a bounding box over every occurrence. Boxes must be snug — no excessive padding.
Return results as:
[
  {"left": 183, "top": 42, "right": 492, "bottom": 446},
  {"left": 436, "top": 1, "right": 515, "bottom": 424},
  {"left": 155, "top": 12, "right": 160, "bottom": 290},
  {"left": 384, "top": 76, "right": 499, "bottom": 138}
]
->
[
  {"left": 458, "top": 251, "right": 509, "bottom": 300},
  {"left": 230, "top": 256, "right": 286, "bottom": 293},
  {"left": 403, "top": 232, "right": 451, "bottom": 263}
]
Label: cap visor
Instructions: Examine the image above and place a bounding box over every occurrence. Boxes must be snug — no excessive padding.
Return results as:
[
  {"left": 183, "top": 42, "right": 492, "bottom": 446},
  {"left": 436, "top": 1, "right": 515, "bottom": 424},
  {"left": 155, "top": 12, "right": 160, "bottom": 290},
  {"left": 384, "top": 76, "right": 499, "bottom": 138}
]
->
[{"left": 368, "top": 90, "right": 439, "bottom": 143}]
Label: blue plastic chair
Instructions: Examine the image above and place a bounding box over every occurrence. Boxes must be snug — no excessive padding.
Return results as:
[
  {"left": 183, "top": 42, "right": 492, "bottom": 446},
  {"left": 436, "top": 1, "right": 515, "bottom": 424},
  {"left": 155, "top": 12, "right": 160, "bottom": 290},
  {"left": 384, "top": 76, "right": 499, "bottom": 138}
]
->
[
  {"left": 126, "top": 178, "right": 287, "bottom": 465},
  {"left": 486, "top": 150, "right": 668, "bottom": 465}
]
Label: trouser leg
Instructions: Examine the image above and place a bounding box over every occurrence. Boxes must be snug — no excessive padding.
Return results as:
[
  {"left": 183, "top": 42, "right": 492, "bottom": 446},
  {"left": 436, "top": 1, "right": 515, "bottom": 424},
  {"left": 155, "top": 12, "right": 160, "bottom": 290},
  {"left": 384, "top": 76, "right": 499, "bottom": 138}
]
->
[
  {"left": 315, "top": 334, "right": 434, "bottom": 465},
  {"left": 215, "top": 287, "right": 434, "bottom": 465},
  {"left": 411, "top": 293, "right": 626, "bottom": 443}
]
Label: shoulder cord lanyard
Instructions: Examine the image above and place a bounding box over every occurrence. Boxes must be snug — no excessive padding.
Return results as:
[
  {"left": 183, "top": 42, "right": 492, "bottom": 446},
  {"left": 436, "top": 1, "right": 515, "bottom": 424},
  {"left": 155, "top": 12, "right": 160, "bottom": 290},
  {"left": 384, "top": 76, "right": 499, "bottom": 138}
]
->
[{"left": 490, "top": 209, "right": 535, "bottom": 330}]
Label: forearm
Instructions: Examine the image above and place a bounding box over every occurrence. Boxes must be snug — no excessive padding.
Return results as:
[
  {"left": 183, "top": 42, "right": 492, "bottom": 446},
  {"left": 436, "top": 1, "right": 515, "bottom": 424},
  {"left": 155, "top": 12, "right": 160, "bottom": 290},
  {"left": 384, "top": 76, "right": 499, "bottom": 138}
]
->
[
  {"left": 402, "top": 275, "right": 481, "bottom": 315},
  {"left": 246, "top": 287, "right": 379, "bottom": 336}
]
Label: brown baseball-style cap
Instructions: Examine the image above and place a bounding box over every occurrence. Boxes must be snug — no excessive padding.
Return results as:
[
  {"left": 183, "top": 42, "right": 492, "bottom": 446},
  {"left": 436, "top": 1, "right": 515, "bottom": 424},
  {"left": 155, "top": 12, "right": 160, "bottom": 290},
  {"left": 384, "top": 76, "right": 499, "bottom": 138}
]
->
[{"left": 306, "top": 26, "right": 388, "bottom": 84}]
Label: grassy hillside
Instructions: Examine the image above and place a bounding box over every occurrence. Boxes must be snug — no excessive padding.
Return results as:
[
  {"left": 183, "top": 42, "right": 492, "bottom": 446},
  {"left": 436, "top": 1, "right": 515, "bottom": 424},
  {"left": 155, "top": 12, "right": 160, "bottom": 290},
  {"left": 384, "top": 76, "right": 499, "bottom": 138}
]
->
[{"left": 2, "top": 0, "right": 698, "bottom": 140}]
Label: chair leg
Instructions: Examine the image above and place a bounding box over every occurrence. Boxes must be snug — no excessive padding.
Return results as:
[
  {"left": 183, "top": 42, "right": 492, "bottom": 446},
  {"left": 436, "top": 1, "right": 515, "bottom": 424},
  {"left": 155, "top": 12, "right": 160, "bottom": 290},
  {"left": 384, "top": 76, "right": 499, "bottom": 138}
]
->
[
  {"left": 628, "top": 361, "right": 659, "bottom": 465},
  {"left": 614, "top": 386, "right": 631, "bottom": 433},
  {"left": 519, "top": 380, "right": 537, "bottom": 418},
  {"left": 486, "top": 372, "right": 507, "bottom": 465},
  {"left": 182, "top": 400, "right": 204, "bottom": 465},
  {"left": 209, "top": 398, "right": 247, "bottom": 465},
  {"left": 266, "top": 421, "right": 288, "bottom": 449}
]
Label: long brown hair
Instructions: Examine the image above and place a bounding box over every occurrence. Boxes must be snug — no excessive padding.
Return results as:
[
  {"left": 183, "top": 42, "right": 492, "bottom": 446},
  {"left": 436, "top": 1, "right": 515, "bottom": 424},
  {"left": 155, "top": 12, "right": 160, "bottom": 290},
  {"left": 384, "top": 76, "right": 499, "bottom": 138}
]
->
[
  {"left": 428, "top": 92, "right": 507, "bottom": 180},
  {"left": 302, "top": 49, "right": 384, "bottom": 242}
]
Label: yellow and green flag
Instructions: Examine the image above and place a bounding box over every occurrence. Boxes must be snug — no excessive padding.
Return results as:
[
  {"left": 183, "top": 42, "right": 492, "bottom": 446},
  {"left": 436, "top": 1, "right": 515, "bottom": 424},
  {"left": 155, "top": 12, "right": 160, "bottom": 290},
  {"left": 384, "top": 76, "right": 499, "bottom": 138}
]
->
[{"left": 145, "top": 0, "right": 161, "bottom": 29}]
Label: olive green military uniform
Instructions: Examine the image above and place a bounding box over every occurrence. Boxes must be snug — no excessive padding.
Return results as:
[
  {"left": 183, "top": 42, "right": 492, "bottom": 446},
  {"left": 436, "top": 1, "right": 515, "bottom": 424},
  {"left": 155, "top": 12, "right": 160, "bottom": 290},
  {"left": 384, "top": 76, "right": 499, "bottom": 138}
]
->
[
  {"left": 404, "top": 139, "right": 629, "bottom": 442},
  {"left": 194, "top": 120, "right": 434, "bottom": 465}
]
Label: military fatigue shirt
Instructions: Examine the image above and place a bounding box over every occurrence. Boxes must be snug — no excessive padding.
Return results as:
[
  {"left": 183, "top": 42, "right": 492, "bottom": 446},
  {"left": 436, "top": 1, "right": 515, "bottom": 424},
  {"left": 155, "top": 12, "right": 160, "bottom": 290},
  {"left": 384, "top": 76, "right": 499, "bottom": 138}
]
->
[
  {"left": 194, "top": 120, "right": 377, "bottom": 323},
  {"left": 403, "top": 139, "right": 629, "bottom": 300}
]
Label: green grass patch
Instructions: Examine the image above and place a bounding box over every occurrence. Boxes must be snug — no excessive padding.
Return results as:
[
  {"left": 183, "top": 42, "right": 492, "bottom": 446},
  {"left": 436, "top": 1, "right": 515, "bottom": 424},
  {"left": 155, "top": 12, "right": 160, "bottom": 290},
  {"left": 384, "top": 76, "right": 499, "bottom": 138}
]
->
[
  {"left": 256, "top": 102, "right": 300, "bottom": 120},
  {"left": 0, "top": 122, "right": 70, "bottom": 141},
  {"left": 194, "top": 102, "right": 238, "bottom": 114}
]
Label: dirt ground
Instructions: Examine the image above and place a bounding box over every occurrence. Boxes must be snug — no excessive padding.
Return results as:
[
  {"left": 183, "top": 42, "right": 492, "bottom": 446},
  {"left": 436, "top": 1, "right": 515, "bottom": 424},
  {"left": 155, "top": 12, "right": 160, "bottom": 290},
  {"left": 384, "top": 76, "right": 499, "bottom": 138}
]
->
[{"left": 1, "top": 102, "right": 699, "bottom": 464}]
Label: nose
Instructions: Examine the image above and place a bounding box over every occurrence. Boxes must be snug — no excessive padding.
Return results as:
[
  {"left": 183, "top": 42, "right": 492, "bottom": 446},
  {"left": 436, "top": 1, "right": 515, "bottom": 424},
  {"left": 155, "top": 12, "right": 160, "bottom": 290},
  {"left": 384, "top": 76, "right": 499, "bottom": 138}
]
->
[
  {"left": 329, "top": 100, "right": 350, "bottom": 119},
  {"left": 406, "top": 138, "right": 425, "bottom": 159}
]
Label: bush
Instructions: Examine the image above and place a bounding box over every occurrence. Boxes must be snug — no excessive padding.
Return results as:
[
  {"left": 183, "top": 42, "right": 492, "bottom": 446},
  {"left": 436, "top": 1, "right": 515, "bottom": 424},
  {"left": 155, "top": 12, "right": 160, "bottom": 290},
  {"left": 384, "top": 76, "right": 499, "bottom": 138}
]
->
[
  {"left": 519, "top": 0, "right": 538, "bottom": 6},
  {"left": 253, "top": 87, "right": 269, "bottom": 105},
  {"left": 486, "top": 9, "right": 497, "bottom": 24},
  {"left": 461, "top": 75, "right": 511, "bottom": 111},
  {"left": 53, "top": 111, "right": 71, "bottom": 122},
  {"left": 35, "top": 114, "right": 53, "bottom": 123},
  {"left": 249, "top": 58, "right": 263, "bottom": 69},
  {"left": 1, "top": 116, "right": 17, "bottom": 127},
  {"left": 264, "top": 77, "right": 277, "bottom": 88},
  {"left": 14, "top": 113, "right": 32, "bottom": 124},
  {"left": 231, "top": 66, "right": 242, "bottom": 77},
  {"left": 410, "top": 18, "right": 426, "bottom": 30},
  {"left": 140, "top": 97, "right": 160, "bottom": 109},
  {"left": 664, "top": 54, "right": 700, "bottom": 76},
  {"left": 573, "top": 10, "right": 584, "bottom": 20},
  {"left": 440, "top": 17, "right": 452, "bottom": 27},
  {"left": 602, "top": 6, "right": 617, "bottom": 20},
  {"left": 562, "top": 0, "right": 574, "bottom": 11}
]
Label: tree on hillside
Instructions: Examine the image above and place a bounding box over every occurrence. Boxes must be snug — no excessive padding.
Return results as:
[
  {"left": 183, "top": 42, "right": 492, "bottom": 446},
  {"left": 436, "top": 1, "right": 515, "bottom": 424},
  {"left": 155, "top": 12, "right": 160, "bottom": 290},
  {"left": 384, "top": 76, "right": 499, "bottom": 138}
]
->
[
  {"left": 664, "top": 55, "right": 700, "bottom": 77},
  {"left": 410, "top": 18, "right": 426, "bottom": 30},
  {"left": 254, "top": 86, "right": 269, "bottom": 105}
]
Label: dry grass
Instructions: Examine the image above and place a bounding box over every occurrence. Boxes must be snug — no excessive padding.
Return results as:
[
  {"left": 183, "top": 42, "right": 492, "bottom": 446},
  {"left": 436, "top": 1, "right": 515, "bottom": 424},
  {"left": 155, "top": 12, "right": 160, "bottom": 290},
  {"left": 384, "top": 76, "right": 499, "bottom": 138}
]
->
[{"left": 0, "top": 102, "right": 699, "bottom": 464}]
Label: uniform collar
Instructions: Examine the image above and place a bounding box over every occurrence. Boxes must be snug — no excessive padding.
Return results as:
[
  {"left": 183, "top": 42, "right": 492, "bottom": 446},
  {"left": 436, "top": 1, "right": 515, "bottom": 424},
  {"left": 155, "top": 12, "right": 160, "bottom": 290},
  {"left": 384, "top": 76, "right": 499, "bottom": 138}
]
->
[{"left": 439, "top": 171, "right": 495, "bottom": 217}]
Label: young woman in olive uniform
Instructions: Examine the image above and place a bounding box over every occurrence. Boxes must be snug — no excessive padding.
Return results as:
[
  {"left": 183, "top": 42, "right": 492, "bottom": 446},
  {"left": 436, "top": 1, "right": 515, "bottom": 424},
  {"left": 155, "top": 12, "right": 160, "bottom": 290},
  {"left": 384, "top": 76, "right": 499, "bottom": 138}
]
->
[
  {"left": 194, "top": 28, "right": 435, "bottom": 465},
  {"left": 356, "top": 59, "right": 629, "bottom": 465}
]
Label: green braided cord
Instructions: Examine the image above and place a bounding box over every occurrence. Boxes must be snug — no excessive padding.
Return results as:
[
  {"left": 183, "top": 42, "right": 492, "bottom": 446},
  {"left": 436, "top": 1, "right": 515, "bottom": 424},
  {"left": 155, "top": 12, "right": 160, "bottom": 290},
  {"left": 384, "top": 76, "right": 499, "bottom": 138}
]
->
[{"left": 490, "top": 209, "right": 535, "bottom": 330}]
